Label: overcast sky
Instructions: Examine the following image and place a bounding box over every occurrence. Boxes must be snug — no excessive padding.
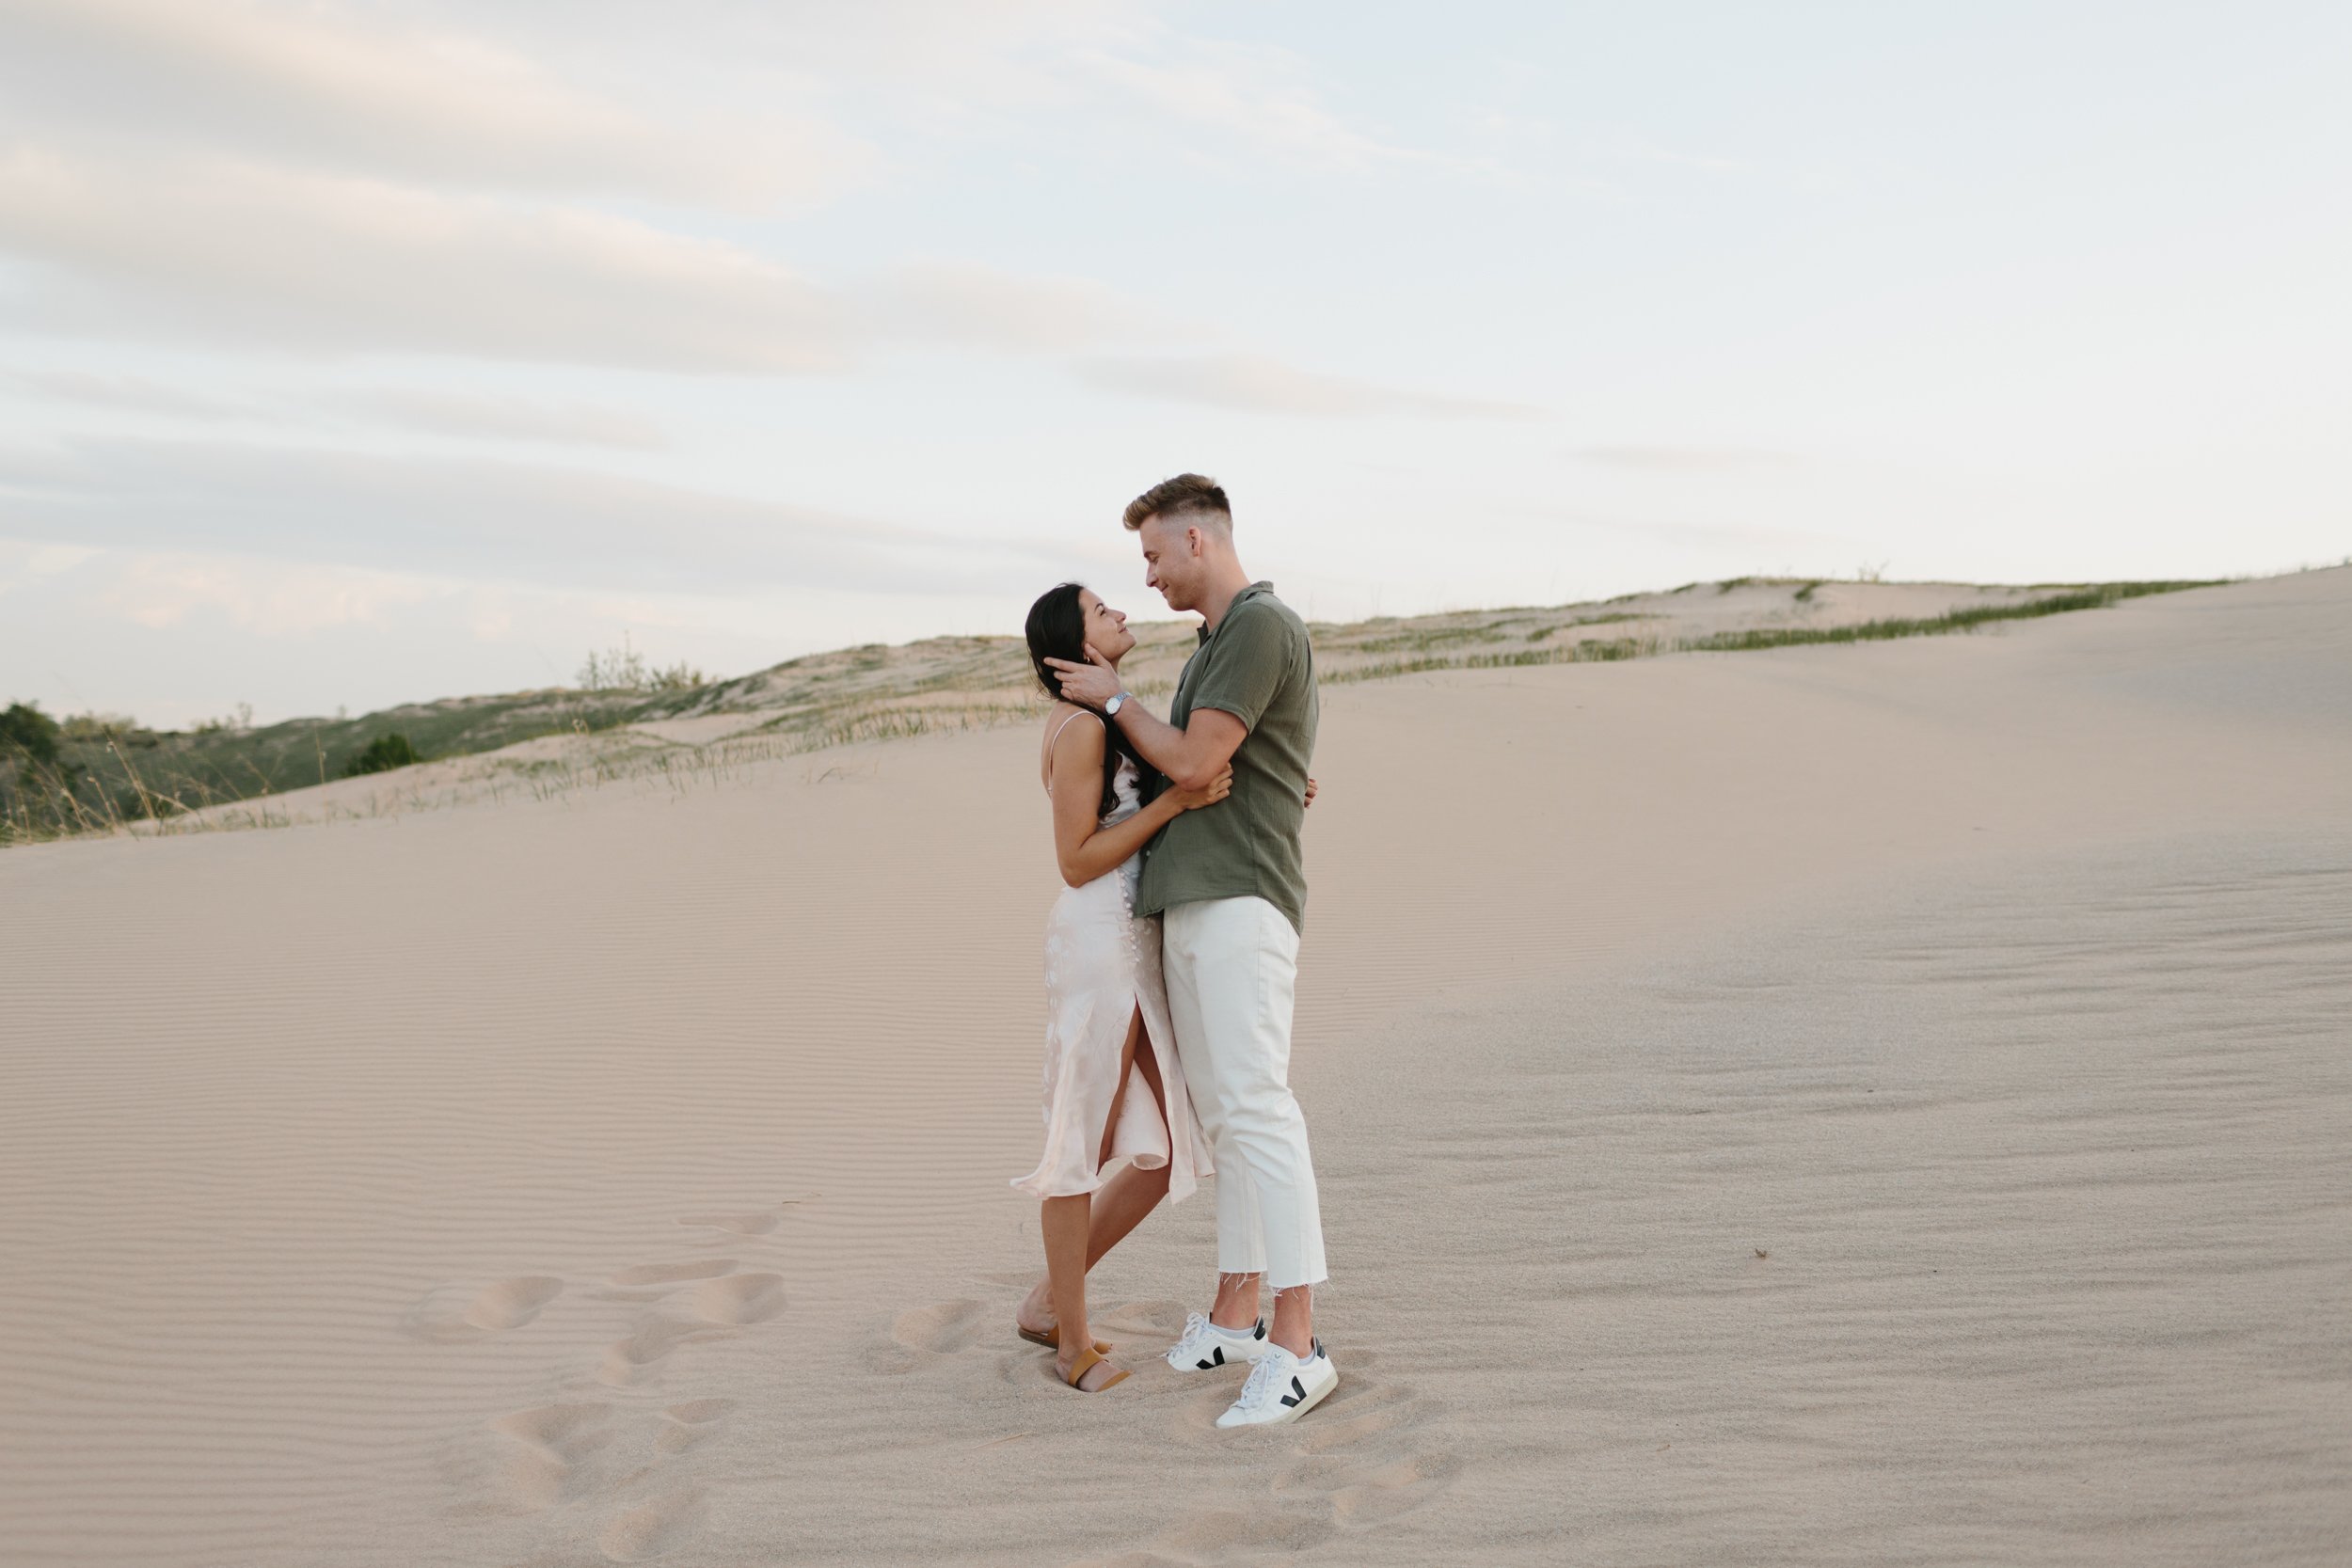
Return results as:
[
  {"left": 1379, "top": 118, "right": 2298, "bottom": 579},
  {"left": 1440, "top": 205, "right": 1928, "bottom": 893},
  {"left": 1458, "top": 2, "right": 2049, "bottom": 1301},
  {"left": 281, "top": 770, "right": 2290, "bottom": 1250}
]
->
[{"left": 3, "top": 0, "right": 2345, "bottom": 726}]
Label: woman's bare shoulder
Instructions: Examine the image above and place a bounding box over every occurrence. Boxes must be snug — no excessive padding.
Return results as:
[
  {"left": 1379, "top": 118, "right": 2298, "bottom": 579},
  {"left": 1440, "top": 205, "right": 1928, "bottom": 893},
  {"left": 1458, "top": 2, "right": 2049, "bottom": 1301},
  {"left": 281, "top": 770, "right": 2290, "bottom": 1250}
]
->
[{"left": 1042, "top": 702, "right": 1104, "bottom": 750}]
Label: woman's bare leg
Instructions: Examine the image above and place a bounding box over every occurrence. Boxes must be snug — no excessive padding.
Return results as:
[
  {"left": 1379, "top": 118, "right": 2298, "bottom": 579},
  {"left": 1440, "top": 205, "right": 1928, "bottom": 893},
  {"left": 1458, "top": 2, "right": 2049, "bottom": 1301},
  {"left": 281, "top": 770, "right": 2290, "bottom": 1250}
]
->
[
  {"left": 1085, "top": 1036, "right": 1173, "bottom": 1266},
  {"left": 1041, "top": 1193, "right": 1120, "bottom": 1388},
  {"left": 1019, "top": 1007, "right": 1174, "bottom": 1344}
]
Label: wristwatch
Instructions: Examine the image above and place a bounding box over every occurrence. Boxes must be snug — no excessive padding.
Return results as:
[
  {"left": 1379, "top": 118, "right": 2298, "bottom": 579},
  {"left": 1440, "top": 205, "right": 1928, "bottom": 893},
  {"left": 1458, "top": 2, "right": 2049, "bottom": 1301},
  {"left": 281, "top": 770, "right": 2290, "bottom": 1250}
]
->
[{"left": 1104, "top": 690, "right": 1134, "bottom": 718}]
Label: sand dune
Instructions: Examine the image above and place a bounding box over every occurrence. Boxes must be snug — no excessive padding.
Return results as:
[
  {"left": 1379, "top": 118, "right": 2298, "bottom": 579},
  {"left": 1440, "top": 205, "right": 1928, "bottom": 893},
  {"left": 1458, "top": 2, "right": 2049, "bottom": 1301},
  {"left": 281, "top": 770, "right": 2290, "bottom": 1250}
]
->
[{"left": 2, "top": 569, "right": 2346, "bottom": 1565}]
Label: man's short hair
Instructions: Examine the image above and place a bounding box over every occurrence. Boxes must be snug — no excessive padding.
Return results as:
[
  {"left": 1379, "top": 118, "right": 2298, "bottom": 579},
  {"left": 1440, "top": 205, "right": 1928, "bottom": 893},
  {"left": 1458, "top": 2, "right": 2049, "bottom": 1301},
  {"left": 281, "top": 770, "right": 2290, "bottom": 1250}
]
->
[{"left": 1122, "top": 473, "right": 1232, "bottom": 532}]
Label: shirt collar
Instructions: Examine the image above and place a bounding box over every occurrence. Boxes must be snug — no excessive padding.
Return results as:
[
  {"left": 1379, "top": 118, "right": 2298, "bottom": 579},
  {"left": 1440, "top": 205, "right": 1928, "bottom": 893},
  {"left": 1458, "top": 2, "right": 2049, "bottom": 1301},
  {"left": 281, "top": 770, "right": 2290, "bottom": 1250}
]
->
[{"left": 1198, "top": 580, "right": 1275, "bottom": 644}]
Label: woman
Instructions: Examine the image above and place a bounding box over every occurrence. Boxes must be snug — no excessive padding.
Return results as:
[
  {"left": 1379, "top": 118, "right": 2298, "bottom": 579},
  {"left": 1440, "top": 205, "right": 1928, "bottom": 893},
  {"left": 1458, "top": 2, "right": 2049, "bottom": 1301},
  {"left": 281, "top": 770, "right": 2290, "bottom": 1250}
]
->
[{"left": 1010, "top": 582, "right": 1227, "bottom": 1392}]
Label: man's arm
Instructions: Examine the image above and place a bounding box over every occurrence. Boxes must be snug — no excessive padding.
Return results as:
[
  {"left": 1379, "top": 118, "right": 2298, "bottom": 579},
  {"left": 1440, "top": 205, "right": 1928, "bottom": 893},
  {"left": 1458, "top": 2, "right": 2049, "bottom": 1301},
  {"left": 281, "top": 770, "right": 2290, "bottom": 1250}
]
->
[{"left": 1044, "top": 649, "right": 1248, "bottom": 789}]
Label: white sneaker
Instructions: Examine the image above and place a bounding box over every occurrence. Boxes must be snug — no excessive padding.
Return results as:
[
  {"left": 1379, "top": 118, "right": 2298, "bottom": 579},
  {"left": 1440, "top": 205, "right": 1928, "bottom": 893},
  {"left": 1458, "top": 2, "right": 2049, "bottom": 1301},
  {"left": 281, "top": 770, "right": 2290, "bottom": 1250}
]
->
[
  {"left": 1215, "top": 1338, "right": 1338, "bottom": 1429},
  {"left": 1165, "top": 1310, "right": 1271, "bottom": 1372}
]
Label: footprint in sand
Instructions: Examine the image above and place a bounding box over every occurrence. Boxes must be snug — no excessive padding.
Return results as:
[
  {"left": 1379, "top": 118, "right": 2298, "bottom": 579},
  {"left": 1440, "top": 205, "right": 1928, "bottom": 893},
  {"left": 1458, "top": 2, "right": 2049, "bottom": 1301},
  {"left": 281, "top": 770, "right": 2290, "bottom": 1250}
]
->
[
  {"left": 890, "top": 1298, "right": 993, "bottom": 1356},
  {"left": 1267, "top": 1357, "right": 1459, "bottom": 1532},
  {"left": 597, "top": 1484, "right": 707, "bottom": 1563},
  {"left": 656, "top": 1397, "right": 736, "bottom": 1455},
  {"left": 604, "top": 1259, "right": 738, "bottom": 1299},
  {"left": 597, "top": 1314, "right": 729, "bottom": 1387},
  {"left": 487, "top": 1402, "right": 618, "bottom": 1512},
  {"left": 405, "top": 1275, "right": 564, "bottom": 1342},
  {"left": 456, "top": 1217, "right": 790, "bottom": 1558},
  {"left": 1073, "top": 1351, "right": 1457, "bottom": 1565},
  {"left": 675, "top": 1204, "right": 789, "bottom": 1238},
  {"left": 689, "top": 1272, "right": 786, "bottom": 1325}
]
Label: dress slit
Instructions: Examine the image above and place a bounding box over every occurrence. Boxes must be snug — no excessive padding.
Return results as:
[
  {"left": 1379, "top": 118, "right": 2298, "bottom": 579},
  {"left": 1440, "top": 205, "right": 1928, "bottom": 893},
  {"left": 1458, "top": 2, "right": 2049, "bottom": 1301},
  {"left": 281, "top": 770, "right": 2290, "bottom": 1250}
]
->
[{"left": 1095, "top": 1002, "right": 1172, "bottom": 1174}]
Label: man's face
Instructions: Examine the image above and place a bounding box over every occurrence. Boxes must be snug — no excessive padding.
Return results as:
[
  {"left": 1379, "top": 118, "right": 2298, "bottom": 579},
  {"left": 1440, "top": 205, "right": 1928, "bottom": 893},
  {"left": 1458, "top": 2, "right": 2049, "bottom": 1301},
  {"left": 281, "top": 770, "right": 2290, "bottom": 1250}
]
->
[{"left": 1136, "top": 514, "right": 1200, "bottom": 612}]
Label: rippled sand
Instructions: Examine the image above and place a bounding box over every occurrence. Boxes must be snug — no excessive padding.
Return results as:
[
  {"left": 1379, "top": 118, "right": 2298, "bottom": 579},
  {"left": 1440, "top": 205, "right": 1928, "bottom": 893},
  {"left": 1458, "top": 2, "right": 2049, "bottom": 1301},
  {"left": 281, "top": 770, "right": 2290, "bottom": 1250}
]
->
[{"left": 3, "top": 568, "right": 2346, "bottom": 1565}]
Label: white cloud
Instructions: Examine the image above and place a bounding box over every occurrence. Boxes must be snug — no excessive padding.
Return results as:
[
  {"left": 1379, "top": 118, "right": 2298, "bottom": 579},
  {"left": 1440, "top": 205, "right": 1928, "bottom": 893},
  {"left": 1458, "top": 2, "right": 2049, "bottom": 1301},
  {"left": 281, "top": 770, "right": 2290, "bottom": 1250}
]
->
[
  {"left": 91, "top": 551, "right": 437, "bottom": 635},
  {"left": 0, "top": 436, "right": 1077, "bottom": 596},
  {"left": 0, "top": 534, "right": 98, "bottom": 599},
  {"left": 0, "top": 0, "right": 866, "bottom": 208},
  {"left": 0, "top": 157, "right": 1186, "bottom": 373},
  {"left": 0, "top": 150, "right": 855, "bottom": 371},
  {"left": 10, "top": 368, "right": 252, "bottom": 420},
  {"left": 863, "top": 261, "right": 1170, "bottom": 354},
  {"left": 1070, "top": 29, "right": 1459, "bottom": 173},
  {"left": 324, "top": 388, "right": 666, "bottom": 450},
  {"left": 1077, "top": 354, "right": 1548, "bottom": 420}
]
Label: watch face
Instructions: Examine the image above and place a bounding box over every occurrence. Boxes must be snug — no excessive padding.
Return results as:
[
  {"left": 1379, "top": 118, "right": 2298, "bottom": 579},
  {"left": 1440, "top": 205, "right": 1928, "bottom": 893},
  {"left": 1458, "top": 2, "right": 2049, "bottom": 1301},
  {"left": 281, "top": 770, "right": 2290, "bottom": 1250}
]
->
[{"left": 1105, "top": 694, "right": 1125, "bottom": 715}]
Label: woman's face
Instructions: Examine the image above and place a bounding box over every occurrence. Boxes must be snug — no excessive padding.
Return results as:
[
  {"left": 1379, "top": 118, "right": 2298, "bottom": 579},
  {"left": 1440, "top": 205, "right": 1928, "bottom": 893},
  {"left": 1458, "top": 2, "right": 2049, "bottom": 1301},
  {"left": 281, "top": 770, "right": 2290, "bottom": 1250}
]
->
[{"left": 1079, "top": 589, "right": 1136, "bottom": 665}]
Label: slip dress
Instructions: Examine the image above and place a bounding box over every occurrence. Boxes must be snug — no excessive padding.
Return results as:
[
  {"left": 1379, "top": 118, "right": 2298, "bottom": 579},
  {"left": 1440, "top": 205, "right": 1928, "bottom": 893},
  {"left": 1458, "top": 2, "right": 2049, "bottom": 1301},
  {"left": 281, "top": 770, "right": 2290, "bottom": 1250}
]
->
[{"left": 1010, "top": 710, "right": 1213, "bottom": 1202}]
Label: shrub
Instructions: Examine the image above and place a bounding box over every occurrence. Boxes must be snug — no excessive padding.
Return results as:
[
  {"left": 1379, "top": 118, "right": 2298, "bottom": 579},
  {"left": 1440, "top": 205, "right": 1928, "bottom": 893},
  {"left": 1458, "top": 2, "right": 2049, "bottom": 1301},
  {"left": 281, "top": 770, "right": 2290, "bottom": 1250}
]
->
[
  {"left": 344, "top": 733, "right": 421, "bottom": 777},
  {"left": 579, "top": 632, "right": 706, "bottom": 693},
  {"left": 2, "top": 702, "right": 62, "bottom": 772}
]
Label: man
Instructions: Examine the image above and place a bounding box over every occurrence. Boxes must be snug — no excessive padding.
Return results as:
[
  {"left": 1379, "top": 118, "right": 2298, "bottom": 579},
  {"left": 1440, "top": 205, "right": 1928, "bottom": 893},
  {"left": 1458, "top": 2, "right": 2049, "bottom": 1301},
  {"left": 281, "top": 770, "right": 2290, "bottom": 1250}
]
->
[{"left": 1046, "top": 473, "right": 1336, "bottom": 1429}]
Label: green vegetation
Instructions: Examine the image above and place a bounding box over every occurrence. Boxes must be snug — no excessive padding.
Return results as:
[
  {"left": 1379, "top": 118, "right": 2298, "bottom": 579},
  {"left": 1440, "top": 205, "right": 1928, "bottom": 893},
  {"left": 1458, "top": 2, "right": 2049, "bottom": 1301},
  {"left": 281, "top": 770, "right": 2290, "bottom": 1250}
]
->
[
  {"left": 1326, "top": 638, "right": 1649, "bottom": 685},
  {"left": 578, "top": 633, "right": 707, "bottom": 693},
  {"left": 343, "top": 733, "right": 421, "bottom": 777},
  {"left": 4, "top": 702, "right": 88, "bottom": 842},
  {"left": 3, "top": 701, "right": 63, "bottom": 773},
  {"left": 1684, "top": 581, "right": 2217, "bottom": 654}
]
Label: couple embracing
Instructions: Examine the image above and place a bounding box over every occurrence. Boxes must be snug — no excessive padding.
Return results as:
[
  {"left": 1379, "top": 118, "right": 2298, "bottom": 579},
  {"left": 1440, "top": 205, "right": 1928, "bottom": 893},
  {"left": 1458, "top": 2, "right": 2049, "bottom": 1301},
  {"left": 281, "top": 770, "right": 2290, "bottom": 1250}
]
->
[{"left": 1009, "top": 473, "right": 1337, "bottom": 1429}]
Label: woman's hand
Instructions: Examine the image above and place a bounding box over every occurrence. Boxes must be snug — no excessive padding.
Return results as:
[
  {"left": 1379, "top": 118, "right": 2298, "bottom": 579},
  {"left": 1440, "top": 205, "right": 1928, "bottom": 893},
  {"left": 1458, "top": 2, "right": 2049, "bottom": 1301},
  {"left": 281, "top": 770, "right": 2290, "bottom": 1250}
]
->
[
  {"left": 1304, "top": 775, "right": 1318, "bottom": 809},
  {"left": 1168, "top": 766, "right": 1233, "bottom": 812}
]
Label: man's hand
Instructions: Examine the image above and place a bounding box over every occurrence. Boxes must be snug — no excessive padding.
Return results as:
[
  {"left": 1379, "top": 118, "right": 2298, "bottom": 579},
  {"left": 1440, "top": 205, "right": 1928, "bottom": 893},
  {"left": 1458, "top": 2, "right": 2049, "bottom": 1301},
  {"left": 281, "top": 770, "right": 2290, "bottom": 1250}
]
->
[{"left": 1043, "top": 646, "right": 1123, "bottom": 709}]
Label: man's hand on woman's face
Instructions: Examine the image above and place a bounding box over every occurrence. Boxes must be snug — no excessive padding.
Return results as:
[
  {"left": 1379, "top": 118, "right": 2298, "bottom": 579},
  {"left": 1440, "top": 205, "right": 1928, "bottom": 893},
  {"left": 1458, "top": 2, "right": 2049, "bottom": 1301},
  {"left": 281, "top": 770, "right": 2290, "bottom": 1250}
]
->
[{"left": 1044, "top": 647, "right": 1121, "bottom": 708}]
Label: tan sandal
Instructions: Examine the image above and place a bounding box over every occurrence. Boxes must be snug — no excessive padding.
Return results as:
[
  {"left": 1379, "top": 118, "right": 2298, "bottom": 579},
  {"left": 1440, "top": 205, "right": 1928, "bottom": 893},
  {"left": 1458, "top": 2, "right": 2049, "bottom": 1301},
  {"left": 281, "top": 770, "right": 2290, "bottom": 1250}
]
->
[
  {"left": 1016, "top": 1323, "right": 1111, "bottom": 1354},
  {"left": 1060, "top": 1343, "right": 1129, "bottom": 1391}
]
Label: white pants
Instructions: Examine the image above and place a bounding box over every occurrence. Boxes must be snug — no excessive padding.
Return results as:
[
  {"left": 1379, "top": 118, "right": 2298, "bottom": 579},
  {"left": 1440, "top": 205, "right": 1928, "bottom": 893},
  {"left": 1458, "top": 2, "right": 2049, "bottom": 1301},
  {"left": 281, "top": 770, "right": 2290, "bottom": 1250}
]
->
[{"left": 1162, "top": 895, "right": 1328, "bottom": 1290}]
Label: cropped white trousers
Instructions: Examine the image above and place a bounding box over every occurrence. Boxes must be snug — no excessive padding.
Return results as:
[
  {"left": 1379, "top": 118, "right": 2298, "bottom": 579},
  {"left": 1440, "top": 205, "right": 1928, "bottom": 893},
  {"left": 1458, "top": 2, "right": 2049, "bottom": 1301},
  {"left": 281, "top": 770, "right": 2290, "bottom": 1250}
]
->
[{"left": 1161, "top": 895, "right": 1328, "bottom": 1290}]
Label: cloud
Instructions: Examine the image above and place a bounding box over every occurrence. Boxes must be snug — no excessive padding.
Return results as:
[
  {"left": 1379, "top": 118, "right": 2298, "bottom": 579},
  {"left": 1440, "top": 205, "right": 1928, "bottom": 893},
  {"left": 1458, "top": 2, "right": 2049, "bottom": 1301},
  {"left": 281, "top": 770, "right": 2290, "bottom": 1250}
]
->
[
  {"left": 1076, "top": 354, "right": 1548, "bottom": 420},
  {"left": 323, "top": 388, "right": 666, "bottom": 450},
  {"left": 0, "top": 534, "right": 99, "bottom": 600},
  {"left": 0, "top": 0, "right": 865, "bottom": 208},
  {"left": 10, "top": 369, "right": 251, "bottom": 420},
  {"left": 1575, "top": 444, "right": 1804, "bottom": 474},
  {"left": 863, "top": 261, "right": 1169, "bottom": 354},
  {"left": 0, "top": 436, "right": 1075, "bottom": 597},
  {"left": 91, "top": 551, "right": 437, "bottom": 635},
  {"left": 0, "top": 156, "right": 1175, "bottom": 372},
  {"left": 1071, "top": 30, "right": 1461, "bottom": 173},
  {"left": 0, "top": 150, "right": 855, "bottom": 371}
]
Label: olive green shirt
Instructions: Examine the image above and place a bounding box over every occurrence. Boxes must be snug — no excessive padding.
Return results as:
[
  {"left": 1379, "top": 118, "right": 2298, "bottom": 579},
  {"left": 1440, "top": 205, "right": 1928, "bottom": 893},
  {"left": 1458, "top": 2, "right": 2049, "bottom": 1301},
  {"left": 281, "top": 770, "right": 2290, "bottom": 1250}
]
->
[{"left": 1134, "top": 582, "right": 1317, "bottom": 935}]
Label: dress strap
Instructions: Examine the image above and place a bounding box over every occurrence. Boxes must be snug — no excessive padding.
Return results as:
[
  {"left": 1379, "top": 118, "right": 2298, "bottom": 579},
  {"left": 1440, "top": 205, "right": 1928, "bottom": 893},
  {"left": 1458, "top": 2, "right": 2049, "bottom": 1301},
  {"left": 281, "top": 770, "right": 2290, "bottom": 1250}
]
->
[{"left": 1041, "top": 708, "right": 1104, "bottom": 790}]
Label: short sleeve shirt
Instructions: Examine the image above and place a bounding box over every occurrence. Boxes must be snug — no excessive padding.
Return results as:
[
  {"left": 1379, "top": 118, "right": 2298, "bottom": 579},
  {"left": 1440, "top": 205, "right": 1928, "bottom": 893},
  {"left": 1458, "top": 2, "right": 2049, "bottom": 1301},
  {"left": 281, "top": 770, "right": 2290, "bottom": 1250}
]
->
[{"left": 1134, "top": 582, "right": 1318, "bottom": 934}]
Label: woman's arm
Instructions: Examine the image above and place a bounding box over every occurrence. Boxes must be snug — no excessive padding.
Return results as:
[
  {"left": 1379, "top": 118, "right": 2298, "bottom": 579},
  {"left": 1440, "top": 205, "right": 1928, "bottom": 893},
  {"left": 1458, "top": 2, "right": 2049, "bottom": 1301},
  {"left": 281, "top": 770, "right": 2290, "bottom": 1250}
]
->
[
  {"left": 1042, "top": 649, "right": 1248, "bottom": 791},
  {"left": 1048, "top": 712, "right": 1228, "bottom": 888}
]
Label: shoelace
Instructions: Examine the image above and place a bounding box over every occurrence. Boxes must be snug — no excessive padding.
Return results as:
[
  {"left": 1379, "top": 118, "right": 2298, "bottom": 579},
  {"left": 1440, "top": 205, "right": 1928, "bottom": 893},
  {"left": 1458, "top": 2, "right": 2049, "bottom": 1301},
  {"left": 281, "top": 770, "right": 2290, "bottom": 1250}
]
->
[
  {"left": 1234, "top": 1351, "right": 1288, "bottom": 1409},
  {"left": 1172, "top": 1310, "right": 1217, "bottom": 1353}
]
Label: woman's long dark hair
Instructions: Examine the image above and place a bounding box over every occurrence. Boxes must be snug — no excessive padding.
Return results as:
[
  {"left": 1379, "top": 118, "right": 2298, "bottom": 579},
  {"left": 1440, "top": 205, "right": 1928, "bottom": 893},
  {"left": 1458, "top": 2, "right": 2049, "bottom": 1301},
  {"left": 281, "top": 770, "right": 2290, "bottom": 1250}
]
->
[{"left": 1025, "top": 581, "right": 1143, "bottom": 818}]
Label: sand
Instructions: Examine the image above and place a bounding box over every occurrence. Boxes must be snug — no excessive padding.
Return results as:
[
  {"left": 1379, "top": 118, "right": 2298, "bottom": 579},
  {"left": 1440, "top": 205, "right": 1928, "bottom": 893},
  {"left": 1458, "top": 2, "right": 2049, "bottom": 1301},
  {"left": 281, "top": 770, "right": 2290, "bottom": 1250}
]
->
[{"left": 2, "top": 568, "right": 2346, "bottom": 1566}]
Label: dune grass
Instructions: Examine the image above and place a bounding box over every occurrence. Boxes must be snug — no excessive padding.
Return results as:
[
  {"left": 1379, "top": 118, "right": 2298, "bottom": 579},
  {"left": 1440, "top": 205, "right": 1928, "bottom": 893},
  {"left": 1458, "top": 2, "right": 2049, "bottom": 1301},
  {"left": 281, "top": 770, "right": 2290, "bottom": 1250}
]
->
[{"left": 1682, "top": 581, "right": 2217, "bottom": 655}]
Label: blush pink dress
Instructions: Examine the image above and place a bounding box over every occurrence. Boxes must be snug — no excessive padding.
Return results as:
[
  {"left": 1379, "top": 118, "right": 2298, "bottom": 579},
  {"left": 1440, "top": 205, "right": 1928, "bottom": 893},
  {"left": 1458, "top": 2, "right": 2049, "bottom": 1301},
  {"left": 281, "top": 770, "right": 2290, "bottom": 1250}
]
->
[{"left": 1011, "top": 713, "right": 1213, "bottom": 1203}]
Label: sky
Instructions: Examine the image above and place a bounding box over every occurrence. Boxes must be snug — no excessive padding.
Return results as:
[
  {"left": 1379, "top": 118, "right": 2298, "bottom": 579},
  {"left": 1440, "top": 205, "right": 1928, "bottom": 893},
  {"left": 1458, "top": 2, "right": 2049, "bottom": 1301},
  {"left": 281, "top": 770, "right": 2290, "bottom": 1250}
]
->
[{"left": 2, "top": 0, "right": 2346, "bottom": 727}]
